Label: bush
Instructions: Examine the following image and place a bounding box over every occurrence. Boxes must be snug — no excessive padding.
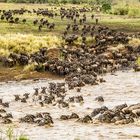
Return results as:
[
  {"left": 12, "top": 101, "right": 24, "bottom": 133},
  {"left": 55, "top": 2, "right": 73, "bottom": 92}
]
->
[
  {"left": 102, "top": 3, "right": 111, "bottom": 12},
  {"left": 137, "top": 57, "right": 140, "bottom": 66},
  {"left": 6, "top": 0, "right": 93, "bottom": 3},
  {"left": 112, "top": 6, "right": 129, "bottom": 15},
  {"left": 69, "top": 0, "right": 80, "bottom": 4},
  {"left": 129, "top": 38, "right": 140, "bottom": 48},
  {"left": 0, "top": 127, "right": 29, "bottom": 140},
  {"left": 23, "top": 63, "right": 37, "bottom": 72},
  {"left": 111, "top": 2, "right": 140, "bottom": 17},
  {"left": 18, "top": 135, "right": 29, "bottom": 140},
  {"left": 128, "top": 8, "right": 140, "bottom": 17},
  {"left": 60, "top": 0, "right": 67, "bottom": 4}
]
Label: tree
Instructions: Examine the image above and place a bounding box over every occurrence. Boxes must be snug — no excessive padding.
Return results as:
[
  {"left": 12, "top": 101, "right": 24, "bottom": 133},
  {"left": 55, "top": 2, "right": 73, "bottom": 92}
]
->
[
  {"left": 70, "top": 0, "right": 80, "bottom": 4},
  {"left": 61, "top": 0, "right": 67, "bottom": 4},
  {"left": 102, "top": 2, "right": 111, "bottom": 12}
]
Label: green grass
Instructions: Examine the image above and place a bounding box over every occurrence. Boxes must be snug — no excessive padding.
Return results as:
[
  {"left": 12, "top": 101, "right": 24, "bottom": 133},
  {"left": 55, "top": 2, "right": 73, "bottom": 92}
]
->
[
  {"left": 0, "top": 127, "right": 29, "bottom": 140},
  {"left": 137, "top": 57, "right": 140, "bottom": 66},
  {"left": 0, "top": 14, "right": 73, "bottom": 35},
  {"left": 0, "top": 14, "right": 139, "bottom": 35},
  {"left": 100, "top": 17, "right": 140, "bottom": 32},
  {"left": 0, "top": 3, "right": 140, "bottom": 36}
]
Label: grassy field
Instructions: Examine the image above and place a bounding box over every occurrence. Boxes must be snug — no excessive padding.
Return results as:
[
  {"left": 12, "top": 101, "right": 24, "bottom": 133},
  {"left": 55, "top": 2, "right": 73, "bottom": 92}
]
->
[{"left": 0, "top": 3, "right": 140, "bottom": 35}]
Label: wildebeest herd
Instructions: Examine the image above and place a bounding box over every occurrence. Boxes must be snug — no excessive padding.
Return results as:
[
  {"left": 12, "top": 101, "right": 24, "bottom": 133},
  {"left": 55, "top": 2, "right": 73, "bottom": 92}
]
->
[
  {"left": 1, "top": 80, "right": 140, "bottom": 126},
  {"left": 0, "top": 6, "right": 99, "bottom": 32},
  {"left": 0, "top": 5, "right": 140, "bottom": 129}
]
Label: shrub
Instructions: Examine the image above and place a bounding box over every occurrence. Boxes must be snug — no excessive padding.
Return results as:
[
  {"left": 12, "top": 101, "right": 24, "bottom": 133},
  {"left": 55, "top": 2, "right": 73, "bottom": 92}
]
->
[
  {"left": 60, "top": 0, "right": 67, "bottom": 4},
  {"left": 6, "top": 127, "right": 14, "bottom": 140},
  {"left": 112, "top": 6, "right": 129, "bottom": 15},
  {"left": 102, "top": 3, "right": 111, "bottom": 12},
  {"left": 137, "top": 57, "right": 140, "bottom": 66},
  {"left": 6, "top": 0, "right": 93, "bottom": 3},
  {"left": 18, "top": 135, "right": 29, "bottom": 140},
  {"left": 128, "top": 8, "right": 140, "bottom": 17},
  {"left": 70, "top": 0, "right": 80, "bottom": 4},
  {"left": 0, "top": 127, "right": 29, "bottom": 140},
  {"left": 129, "top": 38, "right": 140, "bottom": 48},
  {"left": 23, "top": 63, "right": 37, "bottom": 72}
]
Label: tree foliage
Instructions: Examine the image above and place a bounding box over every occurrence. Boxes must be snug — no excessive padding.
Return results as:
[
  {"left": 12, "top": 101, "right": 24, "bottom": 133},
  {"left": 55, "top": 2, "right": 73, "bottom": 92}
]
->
[{"left": 5, "top": 0, "right": 111, "bottom": 4}]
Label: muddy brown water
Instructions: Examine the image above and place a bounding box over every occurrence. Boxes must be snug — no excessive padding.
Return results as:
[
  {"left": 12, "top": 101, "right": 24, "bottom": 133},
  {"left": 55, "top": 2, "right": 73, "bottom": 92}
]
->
[{"left": 0, "top": 70, "right": 140, "bottom": 140}]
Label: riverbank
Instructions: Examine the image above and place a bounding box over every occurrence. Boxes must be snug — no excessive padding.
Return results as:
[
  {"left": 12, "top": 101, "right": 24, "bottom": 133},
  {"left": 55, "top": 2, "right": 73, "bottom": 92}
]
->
[{"left": 0, "top": 66, "right": 62, "bottom": 82}]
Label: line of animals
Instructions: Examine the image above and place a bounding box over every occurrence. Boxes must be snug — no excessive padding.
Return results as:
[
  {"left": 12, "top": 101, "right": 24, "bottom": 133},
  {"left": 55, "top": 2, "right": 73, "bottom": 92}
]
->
[
  {"left": 1, "top": 25, "right": 139, "bottom": 77},
  {"left": 0, "top": 6, "right": 99, "bottom": 32}
]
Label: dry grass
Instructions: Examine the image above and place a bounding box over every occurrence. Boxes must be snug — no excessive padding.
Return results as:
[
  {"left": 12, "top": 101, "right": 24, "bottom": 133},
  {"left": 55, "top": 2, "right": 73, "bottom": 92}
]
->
[
  {"left": 129, "top": 38, "right": 140, "bottom": 47},
  {"left": 128, "top": 38, "right": 140, "bottom": 66},
  {"left": 23, "top": 62, "right": 37, "bottom": 72},
  {"left": 137, "top": 57, "right": 140, "bottom": 66},
  {"left": 0, "top": 34, "right": 63, "bottom": 56}
]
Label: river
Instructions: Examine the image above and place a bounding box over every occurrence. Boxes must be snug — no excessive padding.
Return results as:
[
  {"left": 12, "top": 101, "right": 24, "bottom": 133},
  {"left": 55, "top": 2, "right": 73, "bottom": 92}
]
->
[{"left": 0, "top": 70, "right": 140, "bottom": 140}]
